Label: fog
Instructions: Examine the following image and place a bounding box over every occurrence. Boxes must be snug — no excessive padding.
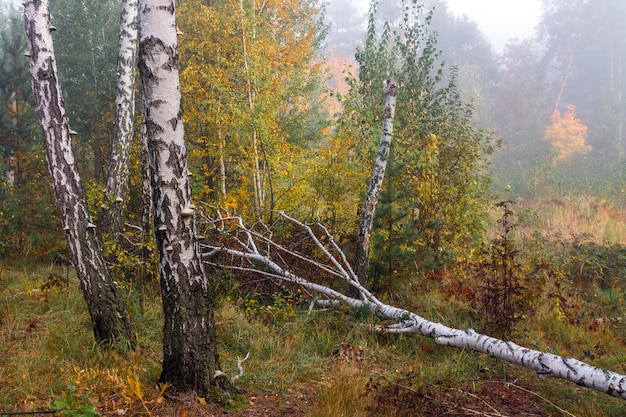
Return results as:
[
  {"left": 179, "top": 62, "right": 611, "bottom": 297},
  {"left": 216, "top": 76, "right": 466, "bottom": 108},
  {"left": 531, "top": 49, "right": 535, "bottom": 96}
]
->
[
  {"left": 326, "top": 0, "right": 542, "bottom": 56},
  {"left": 325, "top": 0, "right": 626, "bottom": 201},
  {"left": 445, "top": 0, "right": 541, "bottom": 51}
]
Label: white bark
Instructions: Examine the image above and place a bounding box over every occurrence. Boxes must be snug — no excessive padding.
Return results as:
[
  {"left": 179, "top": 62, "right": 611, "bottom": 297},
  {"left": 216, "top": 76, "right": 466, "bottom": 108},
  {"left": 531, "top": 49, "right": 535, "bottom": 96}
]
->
[
  {"left": 201, "top": 210, "right": 626, "bottom": 400},
  {"left": 139, "top": 123, "right": 153, "bottom": 234},
  {"left": 99, "top": 0, "right": 139, "bottom": 239},
  {"left": 138, "top": 0, "right": 225, "bottom": 396},
  {"left": 23, "top": 0, "right": 135, "bottom": 346},
  {"left": 354, "top": 78, "right": 398, "bottom": 285}
]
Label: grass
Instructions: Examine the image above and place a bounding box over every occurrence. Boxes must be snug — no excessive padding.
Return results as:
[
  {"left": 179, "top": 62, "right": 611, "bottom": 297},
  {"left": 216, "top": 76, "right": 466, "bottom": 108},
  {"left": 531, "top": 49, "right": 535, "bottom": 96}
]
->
[
  {"left": 0, "top": 263, "right": 164, "bottom": 413},
  {"left": 510, "top": 195, "right": 626, "bottom": 245},
  {"left": 3, "top": 197, "right": 626, "bottom": 415}
]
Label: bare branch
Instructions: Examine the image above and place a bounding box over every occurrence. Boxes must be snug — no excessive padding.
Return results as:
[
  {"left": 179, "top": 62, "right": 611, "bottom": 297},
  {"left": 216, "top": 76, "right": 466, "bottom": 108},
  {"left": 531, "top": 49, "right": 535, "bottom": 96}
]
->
[{"left": 199, "top": 209, "right": 626, "bottom": 400}]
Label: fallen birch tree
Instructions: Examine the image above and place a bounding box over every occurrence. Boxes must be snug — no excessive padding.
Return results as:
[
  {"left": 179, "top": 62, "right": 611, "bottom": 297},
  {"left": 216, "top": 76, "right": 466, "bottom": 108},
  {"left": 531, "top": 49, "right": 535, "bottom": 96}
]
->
[{"left": 199, "top": 208, "right": 626, "bottom": 400}]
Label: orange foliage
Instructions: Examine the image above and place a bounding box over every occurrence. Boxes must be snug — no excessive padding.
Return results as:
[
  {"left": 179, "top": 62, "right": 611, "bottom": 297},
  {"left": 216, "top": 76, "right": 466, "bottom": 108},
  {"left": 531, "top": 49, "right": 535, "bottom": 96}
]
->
[
  {"left": 543, "top": 104, "right": 591, "bottom": 160},
  {"left": 322, "top": 47, "right": 357, "bottom": 115}
]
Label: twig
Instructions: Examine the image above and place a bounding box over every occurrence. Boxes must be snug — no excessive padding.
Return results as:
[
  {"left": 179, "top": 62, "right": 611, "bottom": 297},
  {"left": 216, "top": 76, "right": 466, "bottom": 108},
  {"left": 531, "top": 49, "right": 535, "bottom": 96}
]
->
[
  {"left": 458, "top": 408, "right": 507, "bottom": 417},
  {"left": 396, "top": 382, "right": 507, "bottom": 417},
  {"left": 124, "top": 222, "right": 145, "bottom": 233},
  {"left": 232, "top": 352, "right": 251, "bottom": 381},
  {"left": 434, "top": 384, "right": 504, "bottom": 416},
  {"left": 489, "top": 381, "right": 577, "bottom": 417}
]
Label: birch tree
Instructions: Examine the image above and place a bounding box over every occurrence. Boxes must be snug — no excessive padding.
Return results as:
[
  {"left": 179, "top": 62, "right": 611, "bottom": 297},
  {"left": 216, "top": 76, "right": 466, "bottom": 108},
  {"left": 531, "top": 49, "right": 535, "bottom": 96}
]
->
[
  {"left": 98, "top": 0, "right": 139, "bottom": 241},
  {"left": 201, "top": 209, "right": 626, "bottom": 401},
  {"left": 351, "top": 1, "right": 492, "bottom": 279},
  {"left": 137, "top": 0, "right": 228, "bottom": 396},
  {"left": 23, "top": 0, "right": 136, "bottom": 347},
  {"left": 354, "top": 77, "right": 397, "bottom": 288}
]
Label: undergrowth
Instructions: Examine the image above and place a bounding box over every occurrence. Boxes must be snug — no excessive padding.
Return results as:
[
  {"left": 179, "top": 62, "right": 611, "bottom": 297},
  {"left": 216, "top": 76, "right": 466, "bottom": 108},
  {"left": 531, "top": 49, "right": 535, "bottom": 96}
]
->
[{"left": 2, "top": 198, "right": 626, "bottom": 415}]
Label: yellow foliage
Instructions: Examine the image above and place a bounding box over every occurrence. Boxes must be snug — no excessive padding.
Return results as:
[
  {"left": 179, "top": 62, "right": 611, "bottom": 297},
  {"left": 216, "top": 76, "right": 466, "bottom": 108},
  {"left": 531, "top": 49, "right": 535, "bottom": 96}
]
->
[
  {"left": 178, "top": 0, "right": 325, "bottom": 220},
  {"left": 543, "top": 104, "right": 591, "bottom": 160}
]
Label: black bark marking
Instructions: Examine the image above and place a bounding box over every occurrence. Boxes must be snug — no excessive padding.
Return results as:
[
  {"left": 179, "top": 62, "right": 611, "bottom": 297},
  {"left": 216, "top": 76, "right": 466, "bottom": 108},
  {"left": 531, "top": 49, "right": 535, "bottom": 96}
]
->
[
  {"left": 144, "top": 119, "right": 164, "bottom": 136},
  {"left": 169, "top": 116, "right": 178, "bottom": 131},
  {"left": 37, "top": 67, "right": 51, "bottom": 80},
  {"left": 161, "top": 45, "right": 177, "bottom": 71},
  {"left": 25, "top": 0, "right": 136, "bottom": 347},
  {"left": 166, "top": 142, "right": 184, "bottom": 176},
  {"left": 156, "top": 2, "right": 175, "bottom": 14}
]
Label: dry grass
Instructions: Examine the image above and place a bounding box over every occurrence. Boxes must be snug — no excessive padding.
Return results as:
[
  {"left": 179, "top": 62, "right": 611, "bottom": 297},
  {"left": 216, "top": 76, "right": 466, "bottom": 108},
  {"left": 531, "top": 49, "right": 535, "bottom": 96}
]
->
[
  {"left": 507, "top": 196, "right": 626, "bottom": 245},
  {"left": 310, "top": 368, "right": 371, "bottom": 417}
]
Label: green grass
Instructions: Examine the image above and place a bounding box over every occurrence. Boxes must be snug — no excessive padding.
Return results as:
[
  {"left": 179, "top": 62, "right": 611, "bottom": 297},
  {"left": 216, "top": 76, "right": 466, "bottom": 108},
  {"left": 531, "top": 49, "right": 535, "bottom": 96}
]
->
[
  {"left": 0, "top": 263, "right": 163, "bottom": 413},
  {"left": 4, "top": 197, "right": 626, "bottom": 416}
]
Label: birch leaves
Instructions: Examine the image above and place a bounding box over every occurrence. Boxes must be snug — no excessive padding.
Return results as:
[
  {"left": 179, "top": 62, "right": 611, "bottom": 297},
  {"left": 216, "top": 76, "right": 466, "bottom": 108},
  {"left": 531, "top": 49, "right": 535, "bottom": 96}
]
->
[{"left": 177, "top": 0, "right": 325, "bottom": 219}]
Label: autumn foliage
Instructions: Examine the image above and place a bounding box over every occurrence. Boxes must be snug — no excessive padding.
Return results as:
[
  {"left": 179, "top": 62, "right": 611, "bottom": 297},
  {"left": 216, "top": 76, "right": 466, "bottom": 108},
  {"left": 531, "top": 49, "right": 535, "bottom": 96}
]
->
[
  {"left": 543, "top": 104, "right": 591, "bottom": 160},
  {"left": 177, "top": 0, "right": 326, "bottom": 220}
]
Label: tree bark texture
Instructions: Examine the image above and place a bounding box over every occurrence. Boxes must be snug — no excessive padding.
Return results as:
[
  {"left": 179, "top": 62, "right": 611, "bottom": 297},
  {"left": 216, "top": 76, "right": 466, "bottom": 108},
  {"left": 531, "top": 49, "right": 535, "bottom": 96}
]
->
[
  {"left": 354, "top": 78, "right": 398, "bottom": 287},
  {"left": 23, "top": 0, "right": 136, "bottom": 347},
  {"left": 137, "top": 0, "right": 224, "bottom": 397},
  {"left": 99, "top": 0, "right": 139, "bottom": 241},
  {"left": 139, "top": 123, "right": 154, "bottom": 234}
]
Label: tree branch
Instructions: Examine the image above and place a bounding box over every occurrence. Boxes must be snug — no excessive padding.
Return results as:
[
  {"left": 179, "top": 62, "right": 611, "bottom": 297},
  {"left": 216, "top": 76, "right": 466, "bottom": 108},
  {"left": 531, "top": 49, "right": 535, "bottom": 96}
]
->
[{"left": 199, "top": 209, "right": 626, "bottom": 400}]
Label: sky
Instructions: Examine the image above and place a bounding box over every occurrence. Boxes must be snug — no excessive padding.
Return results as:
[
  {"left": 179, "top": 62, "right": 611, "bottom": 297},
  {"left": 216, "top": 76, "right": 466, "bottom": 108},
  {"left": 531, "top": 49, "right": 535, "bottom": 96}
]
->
[
  {"left": 349, "top": 0, "right": 544, "bottom": 52},
  {"left": 443, "top": 0, "right": 543, "bottom": 51}
]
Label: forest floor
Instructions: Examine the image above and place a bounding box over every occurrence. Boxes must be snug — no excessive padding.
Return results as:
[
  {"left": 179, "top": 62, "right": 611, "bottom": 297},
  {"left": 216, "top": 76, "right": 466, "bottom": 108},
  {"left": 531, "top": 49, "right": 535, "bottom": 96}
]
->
[
  {"left": 132, "top": 378, "right": 556, "bottom": 417},
  {"left": 2, "top": 270, "right": 626, "bottom": 417},
  {"left": 5, "top": 197, "right": 626, "bottom": 416},
  {"left": 136, "top": 372, "right": 560, "bottom": 417}
]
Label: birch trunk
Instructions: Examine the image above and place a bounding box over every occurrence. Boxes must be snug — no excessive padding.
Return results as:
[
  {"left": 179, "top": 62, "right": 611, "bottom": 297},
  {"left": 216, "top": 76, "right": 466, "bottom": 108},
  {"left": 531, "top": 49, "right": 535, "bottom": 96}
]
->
[
  {"left": 201, "top": 211, "right": 626, "bottom": 401},
  {"left": 240, "top": 0, "right": 264, "bottom": 219},
  {"left": 139, "top": 123, "right": 153, "bottom": 234},
  {"left": 354, "top": 78, "right": 398, "bottom": 287},
  {"left": 137, "top": 0, "right": 226, "bottom": 397},
  {"left": 23, "top": 0, "right": 135, "bottom": 347},
  {"left": 99, "top": 0, "right": 139, "bottom": 241},
  {"left": 218, "top": 137, "right": 227, "bottom": 202}
]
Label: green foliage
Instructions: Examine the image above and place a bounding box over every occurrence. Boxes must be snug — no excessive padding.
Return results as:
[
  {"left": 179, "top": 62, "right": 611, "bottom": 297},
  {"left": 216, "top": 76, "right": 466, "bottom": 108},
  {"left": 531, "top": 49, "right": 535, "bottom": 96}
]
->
[
  {"left": 474, "top": 201, "right": 535, "bottom": 338},
  {"left": 243, "top": 291, "right": 304, "bottom": 326},
  {"left": 557, "top": 235, "right": 626, "bottom": 291},
  {"left": 178, "top": 0, "right": 328, "bottom": 221},
  {"left": 338, "top": 0, "right": 494, "bottom": 283},
  {"left": 50, "top": 0, "right": 119, "bottom": 182},
  {"left": 103, "top": 236, "right": 158, "bottom": 285},
  {"left": 51, "top": 381, "right": 100, "bottom": 417},
  {"left": 0, "top": 6, "right": 62, "bottom": 260}
]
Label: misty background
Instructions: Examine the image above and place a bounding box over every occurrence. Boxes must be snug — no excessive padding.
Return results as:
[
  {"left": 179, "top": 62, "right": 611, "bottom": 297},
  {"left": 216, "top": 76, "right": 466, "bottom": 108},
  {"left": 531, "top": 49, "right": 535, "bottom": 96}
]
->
[{"left": 325, "top": 0, "right": 626, "bottom": 203}]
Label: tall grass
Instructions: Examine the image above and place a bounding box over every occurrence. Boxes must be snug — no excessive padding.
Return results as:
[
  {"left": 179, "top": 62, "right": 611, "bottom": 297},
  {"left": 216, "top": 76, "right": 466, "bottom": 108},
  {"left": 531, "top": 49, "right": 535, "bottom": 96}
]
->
[
  {"left": 509, "top": 196, "right": 626, "bottom": 245},
  {"left": 0, "top": 263, "right": 163, "bottom": 412}
]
